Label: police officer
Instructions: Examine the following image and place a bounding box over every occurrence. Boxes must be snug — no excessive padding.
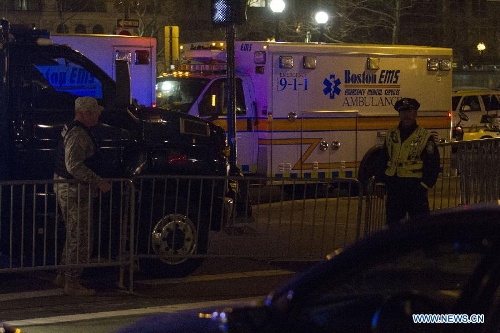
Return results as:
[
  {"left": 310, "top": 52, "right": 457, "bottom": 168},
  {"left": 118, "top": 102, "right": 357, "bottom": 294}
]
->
[
  {"left": 375, "top": 97, "right": 441, "bottom": 225},
  {"left": 53, "top": 96, "right": 111, "bottom": 296}
]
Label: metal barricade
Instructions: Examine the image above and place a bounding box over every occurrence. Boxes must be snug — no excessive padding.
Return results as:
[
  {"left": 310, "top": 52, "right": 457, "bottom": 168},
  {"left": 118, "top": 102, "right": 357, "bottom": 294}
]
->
[
  {"left": 209, "top": 177, "right": 364, "bottom": 261},
  {"left": 0, "top": 179, "right": 135, "bottom": 292},
  {"left": 131, "top": 175, "right": 363, "bottom": 266},
  {"left": 0, "top": 174, "right": 363, "bottom": 279},
  {"left": 454, "top": 138, "right": 500, "bottom": 204}
]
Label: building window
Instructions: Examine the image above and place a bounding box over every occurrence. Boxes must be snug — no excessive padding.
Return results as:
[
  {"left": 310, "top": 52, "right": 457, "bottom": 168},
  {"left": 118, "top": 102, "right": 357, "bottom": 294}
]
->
[
  {"left": 450, "top": 0, "right": 465, "bottom": 14},
  {"left": 57, "top": 0, "right": 106, "bottom": 12},
  {"left": 114, "top": 0, "right": 160, "bottom": 14},
  {"left": 473, "top": 0, "right": 487, "bottom": 17},
  {"left": 248, "top": 0, "right": 266, "bottom": 7},
  {"left": 56, "top": 24, "right": 69, "bottom": 33},
  {"left": 74, "top": 24, "right": 87, "bottom": 33},
  {"left": 8, "top": 0, "right": 41, "bottom": 11},
  {"left": 92, "top": 24, "right": 104, "bottom": 34}
]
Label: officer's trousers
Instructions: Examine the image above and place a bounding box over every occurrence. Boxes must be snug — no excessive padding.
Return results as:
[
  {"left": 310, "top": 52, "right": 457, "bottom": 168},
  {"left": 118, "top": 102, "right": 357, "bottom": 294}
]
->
[{"left": 385, "top": 177, "right": 430, "bottom": 225}]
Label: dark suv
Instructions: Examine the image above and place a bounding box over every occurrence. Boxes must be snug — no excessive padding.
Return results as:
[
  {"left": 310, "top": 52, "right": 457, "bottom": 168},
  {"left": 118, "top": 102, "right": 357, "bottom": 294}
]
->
[{"left": 0, "top": 21, "right": 233, "bottom": 277}]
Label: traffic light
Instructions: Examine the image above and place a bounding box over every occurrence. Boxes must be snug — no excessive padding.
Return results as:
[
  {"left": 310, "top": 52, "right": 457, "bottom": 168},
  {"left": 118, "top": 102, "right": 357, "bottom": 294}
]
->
[
  {"left": 211, "top": 0, "right": 247, "bottom": 27},
  {"left": 165, "top": 26, "right": 179, "bottom": 68}
]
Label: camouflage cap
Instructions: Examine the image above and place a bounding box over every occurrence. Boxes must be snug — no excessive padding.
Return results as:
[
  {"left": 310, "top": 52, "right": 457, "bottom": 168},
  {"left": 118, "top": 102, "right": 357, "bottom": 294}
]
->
[
  {"left": 394, "top": 98, "right": 420, "bottom": 112},
  {"left": 75, "top": 96, "right": 104, "bottom": 113}
]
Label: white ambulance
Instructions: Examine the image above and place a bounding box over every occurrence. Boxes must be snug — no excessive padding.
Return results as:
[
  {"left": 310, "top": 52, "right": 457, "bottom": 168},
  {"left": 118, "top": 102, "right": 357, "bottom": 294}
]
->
[
  {"left": 156, "top": 41, "right": 453, "bottom": 181},
  {"left": 52, "top": 34, "right": 157, "bottom": 107}
]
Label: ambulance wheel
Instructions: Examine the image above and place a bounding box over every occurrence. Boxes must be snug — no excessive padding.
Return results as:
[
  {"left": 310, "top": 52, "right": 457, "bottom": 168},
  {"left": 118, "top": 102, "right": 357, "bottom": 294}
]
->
[{"left": 358, "top": 145, "right": 385, "bottom": 190}]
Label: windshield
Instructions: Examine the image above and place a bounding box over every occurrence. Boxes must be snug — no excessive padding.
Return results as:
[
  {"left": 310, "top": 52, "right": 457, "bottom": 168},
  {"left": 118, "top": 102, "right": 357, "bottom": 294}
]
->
[{"left": 156, "top": 77, "right": 210, "bottom": 113}]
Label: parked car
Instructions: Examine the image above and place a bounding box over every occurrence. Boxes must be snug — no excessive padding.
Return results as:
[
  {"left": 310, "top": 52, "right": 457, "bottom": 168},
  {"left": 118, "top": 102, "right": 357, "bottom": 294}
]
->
[
  {"left": 453, "top": 110, "right": 500, "bottom": 141},
  {"left": 118, "top": 201, "right": 500, "bottom": 332},
  {"left": 452, "top": 88, "right": 500, "bottom": 133}
]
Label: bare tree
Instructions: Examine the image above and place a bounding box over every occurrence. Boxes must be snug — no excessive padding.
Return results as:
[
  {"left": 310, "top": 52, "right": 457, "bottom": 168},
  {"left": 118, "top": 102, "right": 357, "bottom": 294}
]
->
[
  {"left": 278, "top": 0, "right": 435, "bottom": 44},
  {"left": 49, "top": 0, "right": 105, "bottom": 33}
]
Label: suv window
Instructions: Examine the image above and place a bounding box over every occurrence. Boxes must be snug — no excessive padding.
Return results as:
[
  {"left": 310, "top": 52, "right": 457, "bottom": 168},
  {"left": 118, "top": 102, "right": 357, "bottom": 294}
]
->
[
  {"left": 482, "top": 94, "right": 500, "bottom": 111},
  {"left": 461, "top": 95, "right": 481, "bottom": 111},
  {"left": 452, "top": 96, "right": 461, "bottom": 111}
]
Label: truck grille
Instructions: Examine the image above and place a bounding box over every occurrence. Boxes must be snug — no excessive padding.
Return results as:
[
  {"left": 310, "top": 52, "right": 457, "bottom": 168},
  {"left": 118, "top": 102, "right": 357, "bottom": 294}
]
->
[{"left": 180, "top": 118, "right": 210, "bottom": 137}]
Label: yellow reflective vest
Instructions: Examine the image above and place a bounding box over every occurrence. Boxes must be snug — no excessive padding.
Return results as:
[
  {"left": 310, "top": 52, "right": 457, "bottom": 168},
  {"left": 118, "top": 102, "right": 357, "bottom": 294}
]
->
[{"left": 384, "top": 126, "right": 431, "bottom": 178}]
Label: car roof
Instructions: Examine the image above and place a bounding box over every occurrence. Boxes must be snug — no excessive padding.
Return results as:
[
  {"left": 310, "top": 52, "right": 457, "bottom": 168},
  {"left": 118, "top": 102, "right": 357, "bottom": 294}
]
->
[
  {"left": 269, "top": 201, "right": 500, "bottom": 304},
  {"left": 452, "top": 86, "right": 491, "bottom": 91},
  {"left": 452, "top": 89, "right": 500, "bottom": 95}
]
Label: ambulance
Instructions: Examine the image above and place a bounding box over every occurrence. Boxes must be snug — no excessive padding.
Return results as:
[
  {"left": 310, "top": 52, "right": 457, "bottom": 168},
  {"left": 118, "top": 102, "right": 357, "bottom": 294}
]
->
[
  {"left": 52, "top": 34, "right": 156, "bottom": 107},
  {"left": 156, "top": 41, "right": 453, "bottom": 181}
]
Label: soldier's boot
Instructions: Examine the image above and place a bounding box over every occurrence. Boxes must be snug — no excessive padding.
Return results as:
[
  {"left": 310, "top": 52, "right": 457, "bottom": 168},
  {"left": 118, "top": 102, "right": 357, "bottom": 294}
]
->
[{"left": 64, "top": 278, "right": 96, "bottom": 296}]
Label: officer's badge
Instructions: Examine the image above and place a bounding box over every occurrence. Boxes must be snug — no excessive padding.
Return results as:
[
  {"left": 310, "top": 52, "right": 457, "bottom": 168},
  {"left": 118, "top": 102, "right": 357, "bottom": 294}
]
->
[{"left": 426, "top": 141, "right": 434, "bottom": 154}]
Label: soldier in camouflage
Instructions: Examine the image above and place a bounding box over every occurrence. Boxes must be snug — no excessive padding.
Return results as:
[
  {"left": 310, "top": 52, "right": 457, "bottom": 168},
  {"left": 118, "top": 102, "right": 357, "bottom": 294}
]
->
[{"left": 54, "top": 96, "right": 111, "bottom": 296}]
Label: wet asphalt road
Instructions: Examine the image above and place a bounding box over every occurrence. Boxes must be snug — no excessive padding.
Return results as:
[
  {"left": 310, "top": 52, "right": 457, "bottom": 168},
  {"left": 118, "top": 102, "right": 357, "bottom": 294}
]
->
[{"left": 0, "top": 257, "right": 314, "bottom": 333}]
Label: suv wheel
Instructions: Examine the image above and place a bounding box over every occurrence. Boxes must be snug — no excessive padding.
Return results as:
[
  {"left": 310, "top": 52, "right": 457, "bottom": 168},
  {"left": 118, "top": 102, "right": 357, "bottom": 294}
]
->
[{"left": 138, "top": 200, "right": 209, "bottom": 278}]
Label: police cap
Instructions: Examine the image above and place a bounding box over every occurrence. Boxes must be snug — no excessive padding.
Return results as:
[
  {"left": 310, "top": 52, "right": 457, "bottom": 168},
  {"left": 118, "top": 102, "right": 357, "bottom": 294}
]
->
[{"left": 394, "top": 98, "right": 420, "bottom": 112}]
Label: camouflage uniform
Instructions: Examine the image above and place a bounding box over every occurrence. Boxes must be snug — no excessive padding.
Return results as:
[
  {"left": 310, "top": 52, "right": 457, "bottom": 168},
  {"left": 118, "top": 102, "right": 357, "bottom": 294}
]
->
[{"left": 54, "top": 121, "right": 102, "bottom": 283}]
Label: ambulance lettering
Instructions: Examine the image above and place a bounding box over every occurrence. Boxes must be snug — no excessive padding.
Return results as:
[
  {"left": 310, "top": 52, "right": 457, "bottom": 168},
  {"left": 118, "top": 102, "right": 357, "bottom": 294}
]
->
[
  {"left": 378, "top": 70, "right": 400, "bottom": 84},
  {"left": 36, "top": 64, "right": 100, "bottom": 97},
  {"left": 40, "top": 65, "right": 96, "bottom": 86},
  {"left": 344, "top": 70, "right": 376, "bottom": 84},
  {"left": 240, "top": 43, "right": 252, "bottom": 52},
  {"left": 342, "top": 96, "right": 399, "bottom": 107},
  {"left": 277, "top": 72, "right": 308, "bottom": 91},
  {"left": 322, "top": 69, "right": 401, "bottom": 104},
  {"left": 322, "top": 74, "right": 341, "bottom": 99}
]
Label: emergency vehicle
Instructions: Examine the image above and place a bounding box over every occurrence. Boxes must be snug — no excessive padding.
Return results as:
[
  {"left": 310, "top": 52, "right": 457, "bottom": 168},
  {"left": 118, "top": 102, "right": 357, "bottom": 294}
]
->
[
  {"left": 51, "top": 34, "right": 156, "bottom": 107},
  {"left": 156, "top": 41, "right": 453, "bottom": 181}
]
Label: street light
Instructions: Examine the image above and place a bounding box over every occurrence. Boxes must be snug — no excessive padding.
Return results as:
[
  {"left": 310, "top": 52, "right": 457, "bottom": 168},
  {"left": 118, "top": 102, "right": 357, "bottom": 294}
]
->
[
  {"left": 477, "top": 42, "right": 486, "bottom": 67},
  {"left": 270, "top": 0, "right": 285, "bottom": 41},
  {"left": 315, "top": 11, "right": 329, "bottom": 43},
  {"left": 477, "top": 42, "right": 486, "bottom": 55}
]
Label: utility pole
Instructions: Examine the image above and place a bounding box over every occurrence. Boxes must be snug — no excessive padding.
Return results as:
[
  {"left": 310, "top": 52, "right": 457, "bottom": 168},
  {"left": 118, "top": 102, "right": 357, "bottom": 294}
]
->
[
  {"left": 226, "top": 23, "right": 237, "bottom": 171},
  {"left": 210, "top": 0, "right": 247, "bottom": 172}
]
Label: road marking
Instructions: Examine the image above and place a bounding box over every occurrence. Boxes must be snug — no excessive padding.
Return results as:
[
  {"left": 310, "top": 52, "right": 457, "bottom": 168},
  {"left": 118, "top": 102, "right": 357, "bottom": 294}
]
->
[
  {"left": 5, "top": 297, "right": 260, "bottom": 327},
  {"left": 137, "top": 269, "right": 294, "bottom": 285},
  {"left": 0, "top": 270, "right": 293, "bottom": 303},
  {"left": 0, "top": 289, "right": 63, "bottom": 302}
]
